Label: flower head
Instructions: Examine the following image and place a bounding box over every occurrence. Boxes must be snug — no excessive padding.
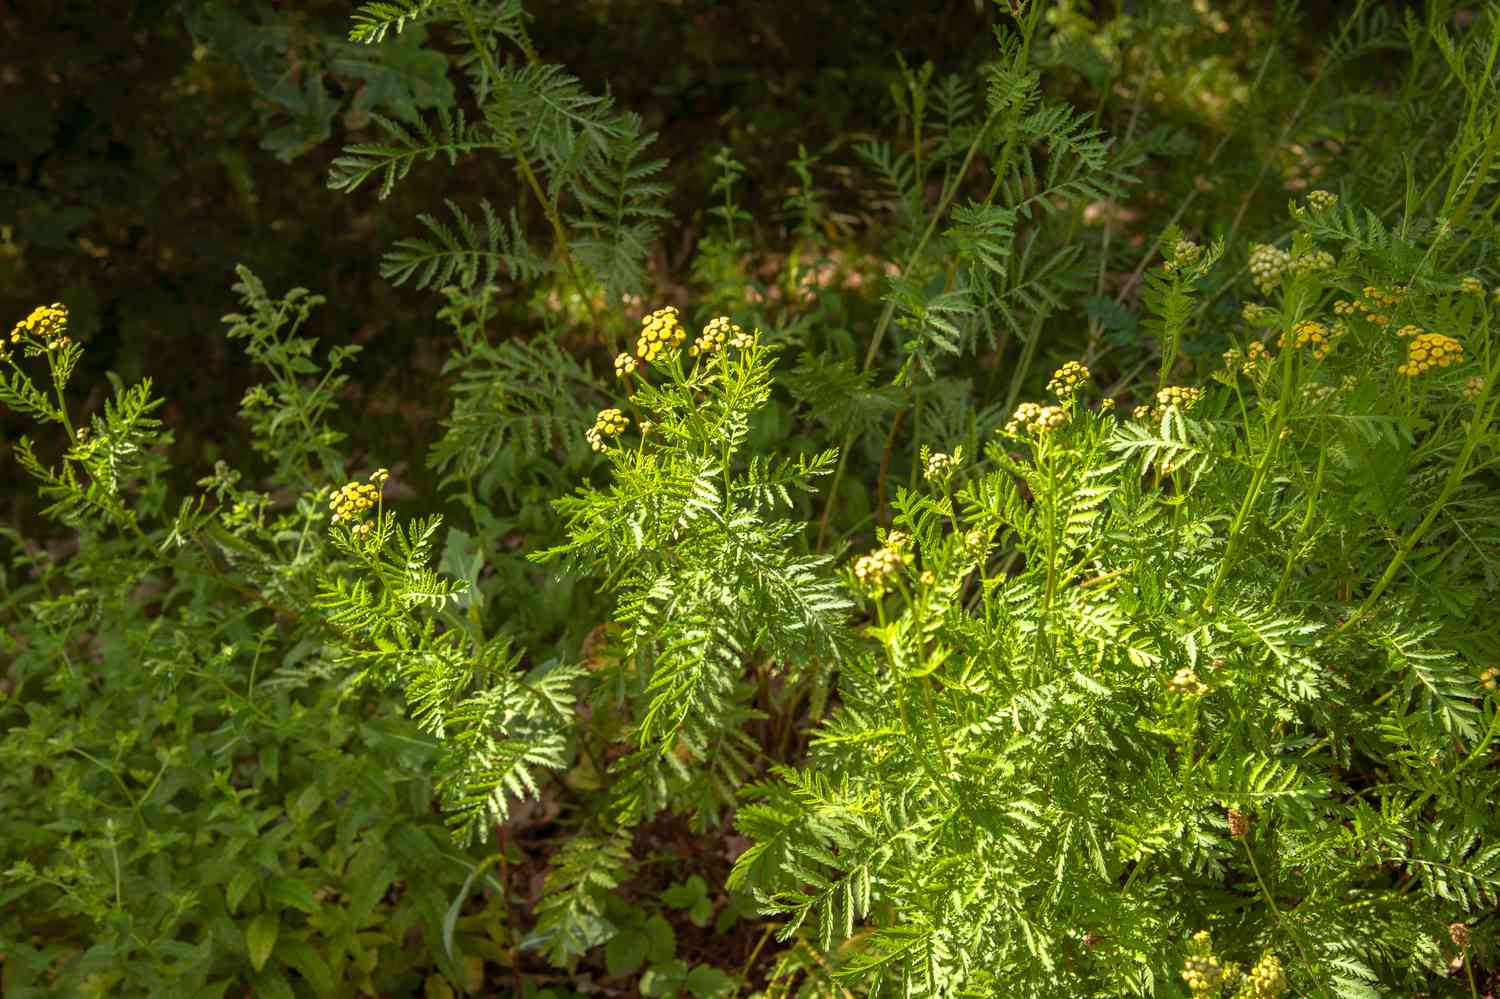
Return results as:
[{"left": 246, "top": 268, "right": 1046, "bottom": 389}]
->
[
  {"left": 852, "top": 533, "right": 914, "bottom": 598},
  {"left": 1246, "top": 953, "right": 1287, "bottom": 997},
  {"left": 585, "top": 407, "right": 630, "bottom": 452},
  {"left": 1247, "top": 243, "right": 1290, "bottom": 295},
  {"left": 331, "top": 480, "right": 381, "bottom": 524},
  {"left": 690, "top": 316, "right": 743, "bottom": 357},
  {"left": 613, "top": 352, "right": 638, "bottom": 377},
  {"left": 1304, "top": 189, "right": 1338, "bottom": 212},
  {"left": 9, "top": 302, "right": 69, "bottom": 351},
  {"left": 1396, "top": 331, "right": 1464, "bottom": 377},
  {"left": 635, "top": 306, "right": 685, "bottom": 362},
  {"left": 1003, "top": 401, "right": 1067, "bottom": 436},
  {"left": 1277, "top": 318, "right": 1332, "bottom": 359},
  {"left": 1168, "top": 666, "right": 1208, "bottom": 697},
  {"left": 1046, "top": 360, "right": 1091, "bottom": 400}
]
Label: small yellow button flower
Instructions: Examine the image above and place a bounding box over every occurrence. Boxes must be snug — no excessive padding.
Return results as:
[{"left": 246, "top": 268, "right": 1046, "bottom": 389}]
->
[
  {"left": 1046, "top": 360, "right": 1091, "bottom": 400},
  {"left": 635, "top": 306, "right": 685, "bottom": 363},
  {"left": 1004, "top": 401, "right": 1067, "bottom": 436},
  {"left": 330, "top": 480, "right": 381, "bottom": 524},
  {"left": 689, "top": 316, "right": 742, "bottom": 357},
  {"left": 1397, "top": 331, "right": 1464, "bottom": 376},
  {"left": 9, "top": 302, "right": 69, "bottom": 350},
  {"left": 1277, "top": 318, "right": 1332, "bottom": 359},
  {"left": 585, "top": 407, "right": 630, "bottom": 452}
]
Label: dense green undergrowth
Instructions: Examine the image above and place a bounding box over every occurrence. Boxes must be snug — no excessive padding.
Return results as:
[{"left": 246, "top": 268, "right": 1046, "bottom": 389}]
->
[{"left": 3, "top": 1, "right": 1500, "bottom": 996}]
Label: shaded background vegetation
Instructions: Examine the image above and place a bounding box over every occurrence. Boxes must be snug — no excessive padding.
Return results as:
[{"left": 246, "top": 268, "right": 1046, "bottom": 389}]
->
[{"left": 1, "top": 0, "right": 1374, "bottom": 526}]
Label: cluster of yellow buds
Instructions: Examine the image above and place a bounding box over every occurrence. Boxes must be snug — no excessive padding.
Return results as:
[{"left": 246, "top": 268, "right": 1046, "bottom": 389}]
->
[
  {"left": 1459, "top": 276, "right": 1486, "bottom": 297},
  {"left": 1247, "top": 243, "right": 1290, "bottom": 295},
  {"left": 690, "top": 315, "right": 744, "bottom": 357},
  {"left": 1332, "top": 285, "right": 1405, "bottom": 328},
  {"left": 852, "top": 531, "right": 913, "bottom": 598},
  {"left": 1223, "top": 339, "right": 1270, "bottom": 376},
  {"left": 613, "top": 352, "right": 638, "bottom": 377},
  {"left": 1245, "top": 953, "right": 1288, "bottom": 997},
  {"left": 1276, "top": 318, "right": 1333, "bottom": 360},
  {"left": 331, "top": 470, "right": 386, "bottom": 527},
  {"left": 1396, "top": 331, "right": 1464, "bottom": 377},
  {"left": 1004, "top": 401, "right": 1067, "bottom": 436},
  {"left": 1304, "top": 189, "right": 1338, "bottom": 213},
  {"left": 1479, "top": 666, "right": 1498, "bottom": 691},
  {"left": 1288, "top": 248, "right": 1335, "bottom": 278},
  {"left": 1168, "top": 666, "right": 1208, "bottom": 697},
  {"left": 1241, "top": 302, "right": 1275, "bottom": 325},
  {"left": 585, "top": 408, "right": 630, "bottom": 452},
  {"left": 6, "top": 303, "right": 70, "bottom": 359},
  {"left": 1135, "top": 385, "right": 1205, "bottom": 421},
  {"left": 1158, "top": 385, "right": 1204, "bottom": 410},
  {"left": 1395, "top": 323, "right": 1422, "bottom": 339},
  {"left": 1046, "top": 360, "right": 1091, "bottom": 400},
  {"left": 635, "top": 306, "right": 685, "bottom": 363},
  {"left": 1181, "top": 933, "right": 1225, "bottom": 995},
  {"left": 1164, "top": 238, "right": 1204, "bottom": 273},
  {"left": 1463, "top": 375, "right": 1485, "bottom": 402}
]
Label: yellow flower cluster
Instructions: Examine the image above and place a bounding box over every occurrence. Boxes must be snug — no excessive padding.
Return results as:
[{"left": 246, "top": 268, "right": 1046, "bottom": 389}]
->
[
  {"left": 1134, "top": 385, "right": 1205, "bottom": 422},
  {"left": 1046, "top": 360, "right": 1091, "bottom": 400},
  {"left": 331, "top": 478, "right": 381, "bottom": 524},
  {"left": 1396, "top": 331, "right": 1464, "bottom": 377},
  {"left": 1181, "top": 931, "right": 1253, "bottom": 997},
  {"left": 690, "top": 315, "right": 743, "bottom": 357},
  {"left": 1004, "top": 401, "right": 1066, "bottom": 436},
  {"left": 1159, "top": 385, "right": 1204, "bottom": 409},
  {"left": 635, "top": 306, "right": 685, "bottom": 363},
  {"left": 1181, "top": 932, "right": 1225, "bottom": 996},
  {"left": 1245, "top": 953, "right": 1287, "bottom": 997},
  {"left": 1480, "top": 666, "right": 1498, "bottom": 691},
  {"left": 1277, "top": 318, "right": 1333, "bottom": 359},
  {"left": 613, "top": 352, "right": 638, "bottom": 377},
  {"left": 852, "top": 531, "right": 912, "bottom": 597},
  {"left": 1248, "top": 243, "right": 1290, "bottom": 295},
  {"left": 1464, "top": 375, "right": 1485, "bottom": 402},
  {"left": 1332, "top": 285, "right": 1405, "bottom": 328},
  {"left": 1229, "top": 339, "right": 1270, "bottom": 375},
  {"left": 1168, "top": 666, "right": 1208, "bottom": 697},
  {"left": 6, "top": 302, "right": 70, "bottom": 359},
  {"left": 1460, "top": 276, "right": 1485, "bottom": 297},
  {"left": 585, "top": 408, "right": 629, "bottom": 452}
]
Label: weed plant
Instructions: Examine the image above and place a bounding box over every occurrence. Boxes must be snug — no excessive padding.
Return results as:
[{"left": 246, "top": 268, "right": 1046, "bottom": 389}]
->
[{"left": 3, "top": 1, "right": 1500, "bottom": 996}]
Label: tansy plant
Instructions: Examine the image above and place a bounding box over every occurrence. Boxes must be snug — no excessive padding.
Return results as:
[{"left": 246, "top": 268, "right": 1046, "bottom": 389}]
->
[
  {"left": 0, "top": 274, "right": 538, "bottom": 994},
  {"left": 726, "top": 201, "right": 1500, "bottom": 997}
]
